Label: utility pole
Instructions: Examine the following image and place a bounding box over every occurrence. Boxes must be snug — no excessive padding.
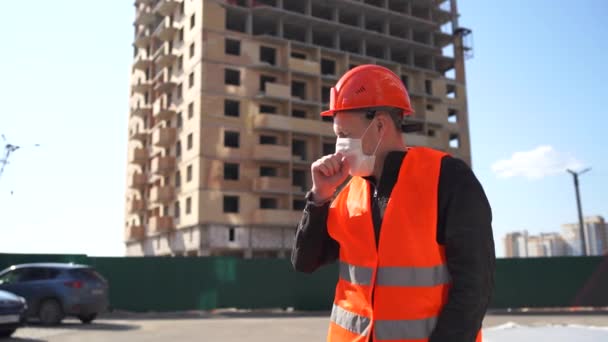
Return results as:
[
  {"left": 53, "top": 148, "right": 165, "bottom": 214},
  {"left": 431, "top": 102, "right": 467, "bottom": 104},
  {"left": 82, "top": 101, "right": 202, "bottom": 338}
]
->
[{"left": 567, "top": 168, "right": 591, "bottom": 256}]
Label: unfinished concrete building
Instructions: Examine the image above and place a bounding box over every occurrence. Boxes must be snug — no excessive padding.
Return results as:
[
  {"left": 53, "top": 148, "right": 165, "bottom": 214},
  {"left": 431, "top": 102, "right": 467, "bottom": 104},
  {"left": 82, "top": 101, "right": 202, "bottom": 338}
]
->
[{"left": 125, "top": 0, "right": 473, "bottom": 257}]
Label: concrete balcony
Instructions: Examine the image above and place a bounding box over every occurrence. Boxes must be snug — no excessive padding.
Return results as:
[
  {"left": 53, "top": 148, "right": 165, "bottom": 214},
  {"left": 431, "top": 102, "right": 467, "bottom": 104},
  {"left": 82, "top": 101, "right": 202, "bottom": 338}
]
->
[
  {"left": 133, "top": 53, "right": 153, "bottom": 71},
  {"left": 252, "top": 209, "right": 302, "bottom": 226},
  {"left": 149, "top": 216, "right": 174, "bottom": 234},
  {"left": 128, "top": 173, "right": 148, "bottom": 189},
  {"left": 125, "top": 225, "right": 145, "bottom": 241},
  {"left": 252, "top": 177, "right": 291, "bottom": 194},
  {"left": 134, "top": 29, "right": 153, "bottom": 48},
  {"left": 129, "top": 148, "right": 148, "bottom": 165},
  {"left": 153, "top": 69, "right": 178, "bottom": 93},
  {"left": 153, "top": 17, "right": 179, "bottom": 41},
  {"left": 129, "top": 199, "right": 146, "bottom": 214},
  {"left": 252, "top": 144, "right": 291, "bottom": 163},
  {"left": 150, "top": 186, "right": 175, "bottom": 204},
  {"left": 152, "top": 99, "right": 177, "bottom": 121},
  {"left": 152, "top": 127, "right": 177, "bottom": 147},
  {"left": 426, "top": 110, "right": 445, "bottom": 125},
  {"left": 153, "top": 0, "right": 181, "bottom": 16},
  {"left": 258, "top": 83, "right": 290, "bottom": 101},
  {"left": 131, "top": 80, "right": 153, "bottom": 94},
  {"left": 151, "top": 155, "right": 176, "bottom": 175},
  {"left": 253, "top": 113, "right": 334, "bottom": 137},
  {"left": 131, "top": 105, "right": 152, "bottom": 118},
  {"left": 288, "top": 58, "right": 320, "bottom": 75},
  {"left": 153, "top": 44, "right": 178, "bottom": 68},
  {"left": 129, "top": 126, "right": 148, "bottom": 142},
  {"left": 135, "top": 9, "right": 156, "bottom": 26}
]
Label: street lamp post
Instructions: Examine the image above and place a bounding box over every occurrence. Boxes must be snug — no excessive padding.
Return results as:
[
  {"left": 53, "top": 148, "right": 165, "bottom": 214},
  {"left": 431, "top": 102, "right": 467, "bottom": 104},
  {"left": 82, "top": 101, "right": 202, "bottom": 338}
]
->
[{"left": 567, "top": 168, "right": 591, "bottom": 256}]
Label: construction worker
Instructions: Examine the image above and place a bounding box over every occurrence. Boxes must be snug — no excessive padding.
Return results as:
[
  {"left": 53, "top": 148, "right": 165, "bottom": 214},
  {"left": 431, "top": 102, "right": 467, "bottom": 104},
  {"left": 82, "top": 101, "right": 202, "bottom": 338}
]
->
[{"left": 291, "top": 65, "right": 495, "bottom": 342}]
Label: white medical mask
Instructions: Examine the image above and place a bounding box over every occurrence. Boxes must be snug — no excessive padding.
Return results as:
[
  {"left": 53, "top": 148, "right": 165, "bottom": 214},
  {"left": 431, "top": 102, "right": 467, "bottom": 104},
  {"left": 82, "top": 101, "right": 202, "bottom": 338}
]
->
[{"left": 335, "top": 119, "right": 384, "bottom": 177}]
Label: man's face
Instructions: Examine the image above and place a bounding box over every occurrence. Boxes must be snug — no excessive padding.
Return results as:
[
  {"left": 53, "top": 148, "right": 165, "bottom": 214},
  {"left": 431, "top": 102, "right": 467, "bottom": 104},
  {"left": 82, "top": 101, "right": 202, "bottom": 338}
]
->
[{"left": 333, "top": 111, "right": 381, "bottom": 156}]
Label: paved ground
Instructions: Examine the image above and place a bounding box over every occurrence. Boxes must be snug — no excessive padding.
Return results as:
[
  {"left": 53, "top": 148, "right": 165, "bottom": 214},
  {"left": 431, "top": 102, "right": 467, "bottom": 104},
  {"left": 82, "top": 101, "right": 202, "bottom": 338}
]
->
[{"left": 7, "top": 312, "right": 608, "bottom": 342}]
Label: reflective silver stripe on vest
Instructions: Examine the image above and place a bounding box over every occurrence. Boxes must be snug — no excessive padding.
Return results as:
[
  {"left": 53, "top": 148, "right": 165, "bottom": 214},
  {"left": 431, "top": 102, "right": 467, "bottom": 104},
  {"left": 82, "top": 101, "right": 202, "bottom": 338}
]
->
[
  {"left": 377, "top": 265, "right": 451, "bottom": 287},
  {"left": 339, "top": 262, "right": 450, "bottom": 287},
  {"left": 375, "top": 316, "right": 438, "bottom": 341},
  {"left": 330, "top": 304, "right": 371, "bottom": 336},
  {"left": 339, "top": 261, "right": 373, "bottom": 285}
]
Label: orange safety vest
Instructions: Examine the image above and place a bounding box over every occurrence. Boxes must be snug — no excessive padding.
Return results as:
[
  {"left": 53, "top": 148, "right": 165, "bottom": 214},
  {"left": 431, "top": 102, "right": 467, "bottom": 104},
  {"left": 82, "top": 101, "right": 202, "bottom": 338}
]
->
[{"left": 326, "top": 147, "right": 482, "bottom": 342}]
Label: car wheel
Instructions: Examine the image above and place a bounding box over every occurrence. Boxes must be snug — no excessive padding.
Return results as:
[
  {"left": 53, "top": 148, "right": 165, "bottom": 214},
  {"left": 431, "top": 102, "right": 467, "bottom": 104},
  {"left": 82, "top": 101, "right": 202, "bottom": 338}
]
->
[
  {"left": 39, "top": 299, "right": 64, "bottom": 326},
  {"left": 0, "top": 328, "right": 16, "bottom": 337},
  {"left": 78, "top": 313, "right": 97, "bottom": 324}
]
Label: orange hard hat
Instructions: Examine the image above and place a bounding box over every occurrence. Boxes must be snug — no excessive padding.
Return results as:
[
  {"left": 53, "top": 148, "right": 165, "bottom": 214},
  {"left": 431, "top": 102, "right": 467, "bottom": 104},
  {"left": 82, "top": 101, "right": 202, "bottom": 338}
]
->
[{"left": 321, "top": 64, "right": 413, "bottom": 117}]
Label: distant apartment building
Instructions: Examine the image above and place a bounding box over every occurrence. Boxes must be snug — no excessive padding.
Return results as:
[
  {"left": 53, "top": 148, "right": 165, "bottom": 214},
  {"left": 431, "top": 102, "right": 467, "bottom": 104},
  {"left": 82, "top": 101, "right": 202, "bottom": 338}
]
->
[
  {"left": 504, "top": 231, "right": 567, "bottom": 258},
  {"left": 561, "top": 216, "right": 607, "bottom": 256}
]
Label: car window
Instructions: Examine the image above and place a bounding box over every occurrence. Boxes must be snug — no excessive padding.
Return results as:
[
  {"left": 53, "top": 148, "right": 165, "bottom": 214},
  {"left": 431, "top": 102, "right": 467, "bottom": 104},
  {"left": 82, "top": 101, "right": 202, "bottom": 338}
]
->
[
  {"left": 18, "top": 268, "right": 60, "bottom": 282},
  {"left": 69, "top": 268, "right": 106, "bottom": 282},
  {"left": 0, "top": 269, "right": 27, "bottom": 284}
]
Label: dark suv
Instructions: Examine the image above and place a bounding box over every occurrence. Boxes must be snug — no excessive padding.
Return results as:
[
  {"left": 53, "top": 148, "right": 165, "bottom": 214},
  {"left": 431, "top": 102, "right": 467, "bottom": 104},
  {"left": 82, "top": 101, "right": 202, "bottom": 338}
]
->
[{"left": 0, "top": 263, "right": 109, "bottom": 325}]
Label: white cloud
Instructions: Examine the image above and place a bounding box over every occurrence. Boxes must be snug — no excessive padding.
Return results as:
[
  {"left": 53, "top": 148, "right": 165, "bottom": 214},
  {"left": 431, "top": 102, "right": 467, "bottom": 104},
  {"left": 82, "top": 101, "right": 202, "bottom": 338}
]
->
[{"left": 491, "top": 145, "right": 584, "bottom": 180}]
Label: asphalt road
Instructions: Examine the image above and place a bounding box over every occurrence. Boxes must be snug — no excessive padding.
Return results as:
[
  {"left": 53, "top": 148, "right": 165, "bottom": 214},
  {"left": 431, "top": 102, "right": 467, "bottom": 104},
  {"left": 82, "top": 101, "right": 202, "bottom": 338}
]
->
[{"left": 8, "top": 313, "right": 608, "bottom": 342}]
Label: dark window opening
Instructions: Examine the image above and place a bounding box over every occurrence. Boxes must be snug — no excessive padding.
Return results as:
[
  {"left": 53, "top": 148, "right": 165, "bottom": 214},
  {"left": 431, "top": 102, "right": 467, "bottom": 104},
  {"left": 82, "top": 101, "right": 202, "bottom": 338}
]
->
[
  {"left": 224, "top": 131, "right": 240, "bottom": 148},
  {"left": 224, "top": 163, "right": 239, "bottom": 180},
  {"left": 260, "top": 104, "right": 277, "bottom": 114},
  {"left": 284, "top": 1, "right": 306, "bottom": 14},
  {"left": 252, "top": 16, "right": 278, "bottom": 36},
  {"left": 223, "top": 196, "right": 239, "bottom": 213},
  {"left": 322, "top": 115, "right": 333, "bottom": 122},
  {"left": 366, "top": 43, "right": 385, "bottom": 59},
  {"left": 292, "top": 139, "right": 307, "bottom": 161},
  {"left": 260, "top": 46, "right": 277, "bottom": 65},
  {"left": 415, "top": 54, "right": 432, "bottom": 69},
  {"left": 364, "top": 0, "right": 384, "bottom": 7},
  {"left": 446, "top": 84, "right": 457, "bottom": 99},
  {"left": 365, "top": 18, "right": 384, "bottom": 34},
  {"left": 449, "top": 133, "right": 460, "bottom": 148},
  {"left": 291, "top": 81, "right": 306, "bottom": 99},
  {"left": 260, "top": 197, "right": 278, "bottom": 209},
  {"left": 225, "top": 69, "right": 240, "bottom": 86},
  {"left": 401, "top": 75, "right": 409, "bottom": 88},
  {"left": 186, "top": 197, "right": 192, "bottom": 214},
  {"left": 283, "top": 24, "right": 306, "bottom": 42},
  {"left": 340, "top": 37, "right": 360, "bottom": 54},
  {"left": 174, "top": 201, "right": 180, "bottom": 218},
  {"left": 412, "top": 6, "right": 430, "bottom": 20},
  {"left": 292, "top": 109, "right": 307, "bottom": 118},
  {"left": 313, "top": 31, "right": 334, "bottom": 48},
  {"left": 291, "top": 51, "right": 307, "bottom": 60},
  {"left": 225, "top": 99, "right": 240, "bottom": 117},
  {"left": 226, "top": 9, "right": 247, "bottom": 33},
  {"left": 321, "top": 59, "right": 336, "bottom": 75},
  {"left": 339, "top": 11, "right": 359, "bottom": 27},
  {"left": 425, "top": 80, "right": 433, "bottom": 95},
  {"left": 228, "top": 227, "right": 236, "bottom": 241},
  {"left": 225, "top": 38, "right": 241, "bottom": 55},
  {"left": 426, "top": 104, "right": 434, "bottom": 111},
  {"left": 428, "top": 129, "right": 436, "bottom": 137},
  {"left": 322, "top": 86, "right": 331, "bottom": 104},
  {"left": 260, "top": 166, "right": 278, "bottom": 177},
  {"left": 260, "top": 135, "right": 278, "bottom": 145},
  {"left": 260, "top": 75, "right": 277, "bottom": 92},
  {"left": 390, "top": 23, "right": 408, "bottom": 39},
  {"left": 292, "top": 169, "right": 307, "bottom": 191},
  {"left": 389, "top": 0, "right": 408, "bottom": 13},
  {"left": 293, "top": 199, "right": 306, "bottom": 210},
  {"left": 413, "top": 30, "right": 431, "bottom": 45},
  {"left": 448, "top": 108, "right": 458, "bottom": 123},
  {"left": 323, "top": 143, "right": 334, "bottom": 156},
  {"left": 311, "top": 4, "right": 333, "bottom": 20}
]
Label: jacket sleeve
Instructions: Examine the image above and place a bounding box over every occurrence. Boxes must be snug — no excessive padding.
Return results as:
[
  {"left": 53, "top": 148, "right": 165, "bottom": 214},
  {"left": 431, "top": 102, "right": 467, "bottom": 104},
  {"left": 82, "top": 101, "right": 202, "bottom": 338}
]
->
[
  {"left": 429, "top": 157, "right": 496, "bottom": 342},
  {"left": 291, "top": 196, "right": 339, "bottom": 273}
]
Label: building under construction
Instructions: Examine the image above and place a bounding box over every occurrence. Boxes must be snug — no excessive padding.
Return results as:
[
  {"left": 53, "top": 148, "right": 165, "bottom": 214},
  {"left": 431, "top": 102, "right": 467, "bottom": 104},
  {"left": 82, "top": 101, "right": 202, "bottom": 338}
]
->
[{"left": 125, "top": 0, "right": 473, "bottom": 257}]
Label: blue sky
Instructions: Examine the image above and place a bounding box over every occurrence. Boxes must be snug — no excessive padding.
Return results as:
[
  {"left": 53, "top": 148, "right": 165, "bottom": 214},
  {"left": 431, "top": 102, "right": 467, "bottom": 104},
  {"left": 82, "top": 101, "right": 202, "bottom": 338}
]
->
[{"left": 0, "top": 1, "right": 606, "bottom": 257}]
